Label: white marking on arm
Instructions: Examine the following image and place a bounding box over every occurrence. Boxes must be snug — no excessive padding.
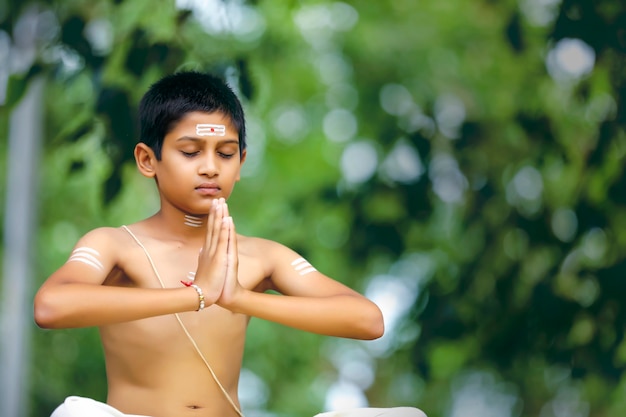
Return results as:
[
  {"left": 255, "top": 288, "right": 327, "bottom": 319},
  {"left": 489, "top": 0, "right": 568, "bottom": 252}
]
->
[
  {"left": 67, "top": 247, "right": 104, "bottom": 272},
  {"left": 298, "top": 267, "right": 317, "bottom": 276},
  {"left": 290, "top": 257, "right": 317, "bottom": 276}
]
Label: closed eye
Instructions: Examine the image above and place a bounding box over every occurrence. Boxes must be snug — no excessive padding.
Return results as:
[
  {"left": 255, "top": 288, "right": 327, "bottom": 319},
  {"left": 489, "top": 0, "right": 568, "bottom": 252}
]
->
[
  {"left": 219, "top": 152, "right": 236, "bottom": 159},
  {"left": 182, "top": 151, "right": 199, "bottom": 157}
]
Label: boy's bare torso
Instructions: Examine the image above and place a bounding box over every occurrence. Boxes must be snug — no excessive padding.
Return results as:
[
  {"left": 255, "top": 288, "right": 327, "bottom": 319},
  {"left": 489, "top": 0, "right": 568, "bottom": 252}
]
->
[
  {"left": 33, "top": 77, "right": 387, "bottom": 417},
  {"left": 100, "top": 223, "right": 270, "bottom": 417}
]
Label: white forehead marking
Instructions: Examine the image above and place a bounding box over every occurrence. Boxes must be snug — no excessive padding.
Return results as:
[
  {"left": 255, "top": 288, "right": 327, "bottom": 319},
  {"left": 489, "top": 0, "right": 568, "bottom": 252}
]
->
[
  {"left": 184, "top": 215, "right": 203, "bottom": 228},
  {"left": 67, "top": 247, "right": 104, "bottom": 272},
  {"left": 196, "top": 124, "right": 226, "bottom": 136},
  {"left": 291, "top": 257, "right": 317, "bottom": 276},
  {"left": 187, "top": 271, "right": 196, "bottom": 281}
]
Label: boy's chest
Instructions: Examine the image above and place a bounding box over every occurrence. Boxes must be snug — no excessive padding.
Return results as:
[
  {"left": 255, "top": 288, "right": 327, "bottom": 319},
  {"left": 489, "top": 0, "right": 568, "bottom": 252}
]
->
[{"left": 118, "top": 244, "right": 267, "bottom": 290}]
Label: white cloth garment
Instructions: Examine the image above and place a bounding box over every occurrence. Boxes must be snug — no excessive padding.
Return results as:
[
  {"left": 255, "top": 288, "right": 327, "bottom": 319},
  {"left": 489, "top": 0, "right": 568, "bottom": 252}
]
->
[
  {"left": 50, "top": 396, "right": 151, "bottom": 417},
  {"left": 50, "top": 396, "right": 426, "bottom": 417},
  {"left": 314, "top": 407, "right": 427, "bottom": 417}
]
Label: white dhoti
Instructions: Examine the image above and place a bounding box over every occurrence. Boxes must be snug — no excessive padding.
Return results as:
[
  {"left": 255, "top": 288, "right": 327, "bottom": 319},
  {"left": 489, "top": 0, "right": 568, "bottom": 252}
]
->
[
  {"left": 50, "top": 396, "right": 151, "bottom": 417},
  {"left": 51, "top": 396, "right": 426, "bottom": 417},
  {"left": 314, "top": 407, "right": 427, "bottom": 417}
]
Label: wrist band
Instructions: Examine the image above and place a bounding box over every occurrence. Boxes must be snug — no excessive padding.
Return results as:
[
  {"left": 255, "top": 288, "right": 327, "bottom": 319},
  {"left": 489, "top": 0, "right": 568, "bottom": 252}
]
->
[{"left": 190, "top": 284, "right": 205, "bottom": 311}]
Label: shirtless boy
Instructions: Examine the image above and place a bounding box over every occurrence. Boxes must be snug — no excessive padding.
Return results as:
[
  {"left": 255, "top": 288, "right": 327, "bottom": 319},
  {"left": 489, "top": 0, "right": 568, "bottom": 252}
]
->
[{"left": 34, "top": 71, "right": 426, "bottom": 417}]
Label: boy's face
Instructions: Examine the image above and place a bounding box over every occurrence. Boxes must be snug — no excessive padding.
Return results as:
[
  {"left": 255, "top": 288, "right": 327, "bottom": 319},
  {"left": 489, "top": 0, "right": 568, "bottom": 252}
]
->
[{"left": 153, "top": 111, "right": 246, "bottom": 215}]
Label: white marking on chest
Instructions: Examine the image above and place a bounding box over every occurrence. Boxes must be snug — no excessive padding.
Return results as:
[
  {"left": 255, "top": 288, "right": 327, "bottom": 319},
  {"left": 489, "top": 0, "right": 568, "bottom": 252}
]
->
[
  {"left": 196, "top": 124, "right": 226, "bottom": 136},
  {"left": 184, "top": 215, "right": 203, "bottom": 228},
  {"left": 291, "top": 257, "right": 317, "bottom": 276},
  {"left": 67, "top": 247, "right": 104, "bottom": 272}
]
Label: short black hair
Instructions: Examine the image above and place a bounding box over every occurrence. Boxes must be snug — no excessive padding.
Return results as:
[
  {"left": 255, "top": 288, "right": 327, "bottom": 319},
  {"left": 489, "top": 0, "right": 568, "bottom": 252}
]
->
[{"left": 138, "top": 71, "right": 246, "bottom": 159}]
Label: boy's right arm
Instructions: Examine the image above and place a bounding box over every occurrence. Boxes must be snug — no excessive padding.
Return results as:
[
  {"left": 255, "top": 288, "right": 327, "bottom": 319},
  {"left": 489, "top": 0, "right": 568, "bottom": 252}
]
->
[{"left": 33, "top": 227, "right": 200, "bottom": 329}]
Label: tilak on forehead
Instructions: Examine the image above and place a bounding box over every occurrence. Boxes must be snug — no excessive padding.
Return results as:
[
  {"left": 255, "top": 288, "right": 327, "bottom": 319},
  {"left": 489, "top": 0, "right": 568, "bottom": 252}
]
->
[{"left": 196, "top": 124, "right": 226, "bottom": 137}]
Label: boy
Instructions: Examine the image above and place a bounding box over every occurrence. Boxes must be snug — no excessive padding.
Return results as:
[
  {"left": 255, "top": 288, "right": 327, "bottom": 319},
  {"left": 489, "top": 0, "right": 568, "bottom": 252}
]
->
[{"left": 34, "top": 71, "right": 426, "bottom": 417}]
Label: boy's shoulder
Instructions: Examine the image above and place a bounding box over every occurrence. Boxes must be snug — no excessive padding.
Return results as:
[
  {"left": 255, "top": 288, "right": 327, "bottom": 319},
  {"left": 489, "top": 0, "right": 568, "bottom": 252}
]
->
[
  {"left": 237, "top": 235, "right": 282, "bottom": 257},
  {"left": 73, "top": 225, "right": 136, "bottom": 251},
  {"left": 79, "top": 225, "right": 129, "bottom": 239},
  {"left": 238, "top": 234, "right": 288, "bottom": 255},
  {"left": 237, "top": 234, "right": 307, "bottom": 266}
]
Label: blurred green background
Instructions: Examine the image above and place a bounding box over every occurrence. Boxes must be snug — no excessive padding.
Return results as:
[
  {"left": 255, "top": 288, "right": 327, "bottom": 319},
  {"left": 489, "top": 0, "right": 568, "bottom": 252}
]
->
[{"left": 1, "top": 0, "right": 626, "bottom": 416}]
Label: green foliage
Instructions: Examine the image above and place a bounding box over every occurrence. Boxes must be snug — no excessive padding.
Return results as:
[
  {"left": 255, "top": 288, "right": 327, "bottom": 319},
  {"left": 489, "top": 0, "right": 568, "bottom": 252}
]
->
[{"left": 2, "top": 0, "right": 626, "bottom": 416}]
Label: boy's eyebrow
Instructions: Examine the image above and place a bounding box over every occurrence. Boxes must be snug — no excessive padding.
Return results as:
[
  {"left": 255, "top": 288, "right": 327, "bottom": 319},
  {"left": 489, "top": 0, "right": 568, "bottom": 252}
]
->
[{"left": 175, "top": 136, "right": 239, "bottom": 145}]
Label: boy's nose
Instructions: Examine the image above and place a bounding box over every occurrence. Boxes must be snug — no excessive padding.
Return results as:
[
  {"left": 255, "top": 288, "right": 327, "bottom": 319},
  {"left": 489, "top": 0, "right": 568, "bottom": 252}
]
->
[{"left": 198, "top": 154, "right": 218, "bottom": 177}]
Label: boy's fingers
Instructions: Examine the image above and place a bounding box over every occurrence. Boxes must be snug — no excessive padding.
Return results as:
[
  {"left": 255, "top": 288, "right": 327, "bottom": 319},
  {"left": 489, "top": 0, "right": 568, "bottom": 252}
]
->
[
  {"left": 212, "top": 214, "right": 231, "bottom": 267},
  {"left": 221, "top": 201, "right": 232, "bottom": 253},
  {"left": 226, "top": 216, "right": 238, "bottom": 266},
  {"left": 206, "top": 198, "right": 217, "bottom": 242},
  {"left": 207, "top": 199, "right": 224, "bottom": 257},
  {"left": 195, "top": 208, "right": 230, "bottom": 290}
]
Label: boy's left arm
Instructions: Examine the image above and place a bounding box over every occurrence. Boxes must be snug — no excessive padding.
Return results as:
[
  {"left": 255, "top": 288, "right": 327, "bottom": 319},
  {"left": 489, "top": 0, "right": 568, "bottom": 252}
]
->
[{"left": 221, "top": 236, "right": 384, "bottom": 340}]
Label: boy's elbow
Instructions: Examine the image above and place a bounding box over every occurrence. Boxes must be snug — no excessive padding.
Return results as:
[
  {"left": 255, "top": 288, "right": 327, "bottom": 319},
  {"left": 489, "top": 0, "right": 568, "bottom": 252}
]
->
[
  {"left": 360, "top": 304, "right": 385, "bottom": 340},
  {"left": 33, "top": 291, "right": 61, "bottom": 329},
  {"left": 370, "top": 312, "right": 385, "bottom": 340},
  {"left": 362, "top": 323, "right": 384, "bottom": 341}
]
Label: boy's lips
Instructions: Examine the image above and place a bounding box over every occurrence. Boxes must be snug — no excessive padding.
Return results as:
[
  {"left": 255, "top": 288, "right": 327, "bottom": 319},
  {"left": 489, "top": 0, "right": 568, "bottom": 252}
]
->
[{"left": 196, "top": 183, "right": 221, "bottom": 196}]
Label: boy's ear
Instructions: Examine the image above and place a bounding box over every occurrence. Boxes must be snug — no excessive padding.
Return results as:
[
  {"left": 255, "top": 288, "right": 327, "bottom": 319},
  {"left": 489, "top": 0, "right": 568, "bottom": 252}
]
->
[{"left": 135, "top": 143, "right": 157, "bottom": 178}]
